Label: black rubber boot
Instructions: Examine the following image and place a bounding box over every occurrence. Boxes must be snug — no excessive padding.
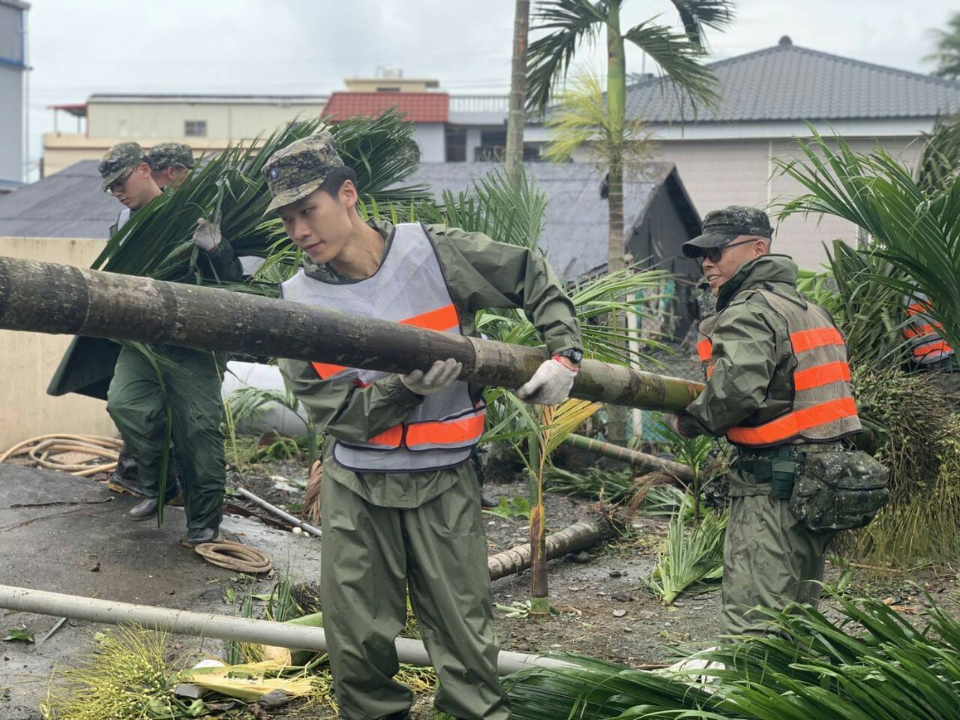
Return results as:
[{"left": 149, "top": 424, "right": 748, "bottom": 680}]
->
[
  {"left": 128, "top": 484, "right": 180, "bottom": 521},
  {"left": 181, "top": 527, "right": 223, "bottom": 548}
]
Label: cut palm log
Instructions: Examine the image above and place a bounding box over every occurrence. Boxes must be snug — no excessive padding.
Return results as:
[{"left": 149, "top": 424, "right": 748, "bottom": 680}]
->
[
  {"left": 488, "top": 519, "right": 613, "bottom": 581},
  {"left": 563, "top": 434, "right": 696, "bottom": 483},
  {"left": 0, "top": 256, "right": 703, "bottom": 413}
]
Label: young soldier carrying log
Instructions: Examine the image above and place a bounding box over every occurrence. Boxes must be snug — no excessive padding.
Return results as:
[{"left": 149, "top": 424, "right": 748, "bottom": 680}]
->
[{"left": 264, "top": 131, "right": 583, "bottom": 720}]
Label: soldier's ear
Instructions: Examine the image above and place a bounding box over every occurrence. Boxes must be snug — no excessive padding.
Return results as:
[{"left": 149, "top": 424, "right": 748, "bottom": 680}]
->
[{"left": 339, "top": 179, "right": 359, "bottom": 210}]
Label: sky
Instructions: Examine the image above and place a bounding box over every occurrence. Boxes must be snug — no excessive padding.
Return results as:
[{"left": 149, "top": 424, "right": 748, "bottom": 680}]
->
[{"left": 19, "top": 0, "right": 959, "bottom": 180}]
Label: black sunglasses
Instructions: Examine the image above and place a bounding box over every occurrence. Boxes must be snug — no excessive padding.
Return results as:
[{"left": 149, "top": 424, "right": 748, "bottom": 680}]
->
[{"left": 700, "top": 238, "right": 759, "bottom": 264}]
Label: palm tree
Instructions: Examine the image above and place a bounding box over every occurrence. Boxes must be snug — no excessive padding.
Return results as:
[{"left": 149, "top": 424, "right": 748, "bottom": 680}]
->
[
  {"left": 525, "top": 0, "right": 734, "bottom": 444},
  {"left": 505, "top": 0, "right": 532, "bottom": 182},
  {"left": 925, "top": 11, "right": 960, "bottom": 80}
]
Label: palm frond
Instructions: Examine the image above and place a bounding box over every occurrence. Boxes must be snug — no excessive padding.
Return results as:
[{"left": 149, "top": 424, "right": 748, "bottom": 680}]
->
[
  {"left": 623, "top": 20, "right": 720, "bottom": 110},
  {"left": 916, "top": 112, "right": 960, "bottom": 194},
  {"left": 526, "top": 0, "right": 605, "bottom": 114},
  {"left": 667, "top": 0, "right": 736, "bottom": 45},
  {"left": 542, "top": 66, "right": 654, "bottom": 170},
  {"left": 776, "top": 128, "right": 960, "bottom": 355},
  {"left": 639, "top": 495, "right": 726, "bottom": 605}
]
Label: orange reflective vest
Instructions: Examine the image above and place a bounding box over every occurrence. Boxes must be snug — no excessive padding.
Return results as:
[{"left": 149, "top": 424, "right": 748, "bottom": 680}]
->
[
  {"left": 698, "top": 289, "right": 861, "bottom": 448},
  {"left": 903, "top": 294, "right": 954, "bottom": 365},
  {"left": 280, "top": 223, "right": 486, "bottom": 472}
]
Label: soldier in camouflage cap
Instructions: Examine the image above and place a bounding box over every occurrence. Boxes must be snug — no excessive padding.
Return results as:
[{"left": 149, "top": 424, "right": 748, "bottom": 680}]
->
[
  {"left": 264, "top": 127, "right": 585, "bottom": 719},
  {"left": 262, "top": 131, "right": 344, "bottom": 214},
  {"left": 99, "top": 143, "right": 162, "bottom": 232},
  {"left": 148, "top": 143, "right": 195, "bottom": 190},
  {"left": 682, "top": 206, "right": 774, "bottom": 258},
  {"left": 671, "top": 204, "right": 871, "bottom": 638}
]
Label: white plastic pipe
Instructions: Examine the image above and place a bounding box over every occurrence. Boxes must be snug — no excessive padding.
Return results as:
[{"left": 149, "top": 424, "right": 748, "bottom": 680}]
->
[
  {"left": 237, "top": 487, "right": 322, "bottom": 538},
  {"left": 0, "top": 585, "right": 570, "bottom": 676}
]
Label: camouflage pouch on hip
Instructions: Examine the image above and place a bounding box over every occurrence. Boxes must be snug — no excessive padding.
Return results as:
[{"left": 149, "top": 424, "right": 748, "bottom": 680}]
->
[{"left": 789, "top": 449, "right": 889, "bottom": 532}]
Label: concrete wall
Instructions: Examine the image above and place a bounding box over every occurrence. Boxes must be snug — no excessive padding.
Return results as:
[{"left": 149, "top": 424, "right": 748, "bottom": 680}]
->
[
  {"left": 570, "top": 134, "right": 924, "bottom": 270},
  {"left": 0, "top": 237, "right": 116, "bottom": 450},
  {"left": 412, "top": 123, "right": 446, "bottom": 163},
  {"left": 648, "top": 136, "right": 919, "bottom": 269},
  {"left": 86, "top": 101, "right": 326, "bottom": 141}
]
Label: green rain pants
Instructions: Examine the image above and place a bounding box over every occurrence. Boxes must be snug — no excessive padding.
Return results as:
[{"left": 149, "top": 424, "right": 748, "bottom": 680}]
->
[
  {"left": 320, "top": 466, "right": 510, "bottom": 720},
  {"left": 721, "top": 488, "right": 834, "bottom": 637},
  {"left": 106, "top": 345, "right": 226, "bottom": 531}
]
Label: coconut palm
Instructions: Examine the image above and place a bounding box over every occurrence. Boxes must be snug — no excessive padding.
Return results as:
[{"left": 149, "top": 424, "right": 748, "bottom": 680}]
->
[{"left": 525, "top": 0, "right": 734, "bottom": 444}]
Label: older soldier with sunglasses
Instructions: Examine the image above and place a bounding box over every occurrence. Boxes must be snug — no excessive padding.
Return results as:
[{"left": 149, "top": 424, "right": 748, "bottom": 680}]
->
[{"left": 672, "top": 206, "right": 872, "bottom": 638}]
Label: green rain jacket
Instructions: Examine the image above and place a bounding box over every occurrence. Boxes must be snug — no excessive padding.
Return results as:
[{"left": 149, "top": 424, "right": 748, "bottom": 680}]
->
[
  {"left": 279, "top": 219, "right": 582, "bottom": 509},
  {"left": 46, "top": 212, "right": 243, "bottom": 400},
  {"left": 679, "top": 255, "right": 805, "bottom": 439}
]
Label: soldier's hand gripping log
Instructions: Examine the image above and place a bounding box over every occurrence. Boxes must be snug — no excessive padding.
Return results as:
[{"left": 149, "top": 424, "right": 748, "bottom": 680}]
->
[{"left": 0, "top": 256, "right": 703, "bottom": 412}]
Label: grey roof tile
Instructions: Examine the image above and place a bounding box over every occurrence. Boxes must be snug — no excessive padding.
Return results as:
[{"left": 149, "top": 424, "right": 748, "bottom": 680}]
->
[
  {"left": 627, "top": 37, "right": 960, "bottom": 123},
  {"left": 0, "top": 160, "right": 117, "bottom": 239},
  {"left": 408, "top": 162, "right": 694, "bottom": 282}
]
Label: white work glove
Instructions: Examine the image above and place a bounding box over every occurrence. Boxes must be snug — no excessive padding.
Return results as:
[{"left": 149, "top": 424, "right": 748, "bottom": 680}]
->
[
  {"left": 400, "top": 358, "right": 463, "bottom": 396},
  {"left": 192, "top": 218, "right": 222, "bottom": 251},
  {"left": 517, "top": 357, "right": 578, "bottom": 406}
]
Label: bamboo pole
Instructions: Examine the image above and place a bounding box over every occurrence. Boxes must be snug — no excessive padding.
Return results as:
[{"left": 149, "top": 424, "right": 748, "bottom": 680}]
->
[
  {"left": 0, "top": 256, "right": 703, "bottom": 412},
  {"left": 0, "top": 585, "right": 570, "bottom": 676},
  {"left": 562, "top": 434, "right": 696, "bottom": 483}
]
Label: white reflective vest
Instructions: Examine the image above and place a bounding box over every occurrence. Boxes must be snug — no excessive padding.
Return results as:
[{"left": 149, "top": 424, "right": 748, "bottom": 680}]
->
[{"left": 281, "top": 223, "right": 485, "bottom": 473}]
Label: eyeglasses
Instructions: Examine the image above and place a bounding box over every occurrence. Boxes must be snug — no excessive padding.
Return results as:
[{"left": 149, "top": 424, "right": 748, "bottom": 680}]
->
[
  {"left": 105, "top": 169, "right": 135, "bottom": 196},
  {"left": 700, "top": 238, "right": 758, "bottom": 265}
]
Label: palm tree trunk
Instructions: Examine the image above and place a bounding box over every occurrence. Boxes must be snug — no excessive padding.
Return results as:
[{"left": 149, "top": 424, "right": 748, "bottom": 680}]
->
[
  {"left": 0, "top": 255, "right": 704, "bottom": 412},
  {"left": 488, "top": 519, "right": 613, "bottom": 580},
  {"left": 505, "top": 0, "right": 530, "bottom": 182},
  {"left": 605, "top": 4, "right": 630, "bottom": 446}
]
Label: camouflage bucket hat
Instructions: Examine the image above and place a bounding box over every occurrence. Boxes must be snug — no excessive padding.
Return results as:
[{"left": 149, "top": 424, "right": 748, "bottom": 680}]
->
[
  {"left": 148, "top": 142, "right": 195, "bottom": 171},
  {"left": 262, "top": 131, "right": 345, "bottom": 214},
  {"left": 99, "top": 142, "right": 146, "bottom": 191},
  {"left": 682, "top": 206, "right": 774, "bottom": 258}
]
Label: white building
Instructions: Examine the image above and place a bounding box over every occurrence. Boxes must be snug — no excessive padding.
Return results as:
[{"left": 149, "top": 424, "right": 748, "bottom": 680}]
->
[
  {"left": 0, "top": 0, "right": 28, "bottom": 190},
  {"left": 529, "top": 36, "right": 960, "bottom": 269},
  {"left": 43, "top": 93, "right": 328, "bottom": 177}
]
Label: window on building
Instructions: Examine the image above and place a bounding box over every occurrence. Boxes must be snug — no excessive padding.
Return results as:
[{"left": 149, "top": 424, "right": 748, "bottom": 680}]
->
[
  {"left": 523, "top": 142, "right": 544, "bottom": 162},
  {"left": 445, "top": 126, "right": 467, "bottom": 162},
  {"left": 184, "top": 120, "right": 207, "bottom": 137},
  {"left": 475, "top": 127, "right": 508, "bottom": 162},
  {"left": 376, "top": 87, "right": 401, "bottom": 93}
]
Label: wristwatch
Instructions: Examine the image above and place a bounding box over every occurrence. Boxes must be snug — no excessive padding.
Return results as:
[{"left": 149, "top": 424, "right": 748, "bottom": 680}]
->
[{"left": 555, "top": 348, "right": 583, "bottom": 365}]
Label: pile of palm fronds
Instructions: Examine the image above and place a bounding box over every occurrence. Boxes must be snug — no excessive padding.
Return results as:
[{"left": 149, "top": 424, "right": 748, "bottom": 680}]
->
[
  {"left": 97, "top": 110, "right": 426, "bottom": 290},
  {"left": 504, "top": 589, "right": 960, "bottom": 719},
  {"left": 545, "top": 466, "right": 687, "bottom": 515},
  {"left": 639, "top": 495, "right": 726, "bottom": 605},
  {"left": 852, "top": 363, "right": 960, "bottom": 563}
]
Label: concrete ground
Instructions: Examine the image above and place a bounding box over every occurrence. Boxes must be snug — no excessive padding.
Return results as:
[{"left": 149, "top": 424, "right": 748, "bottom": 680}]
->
[{"left": 0, "top": 464, "right": 321, "bottom": 720}]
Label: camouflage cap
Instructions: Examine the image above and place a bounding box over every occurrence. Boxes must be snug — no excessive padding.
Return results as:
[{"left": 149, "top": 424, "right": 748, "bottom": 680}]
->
[
  {"left": 99, "top": 142, "right": 147, "bottom": 191},
  {"left": 147, "top": 142, "right": 195, "bottom": 171},
  {"left": 262, "top": 131, "right": 345, "bottom": 214},
  {"left": 682, "top": 206, "right": 774, "bottom": 258}
]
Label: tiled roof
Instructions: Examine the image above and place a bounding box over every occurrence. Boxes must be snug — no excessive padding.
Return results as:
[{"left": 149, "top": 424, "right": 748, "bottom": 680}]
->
[
  {"left": 0, "top": 161, "right": 118, "bottom": 239},
  {"left": 626, "top": 36, "right": 960, "bottom": 123},
  {"left": 322, "top": 92, "right": 449, "bottom": 123},
  {"left": 407, "top": 162, "right": 698, "bottom": 282}
]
